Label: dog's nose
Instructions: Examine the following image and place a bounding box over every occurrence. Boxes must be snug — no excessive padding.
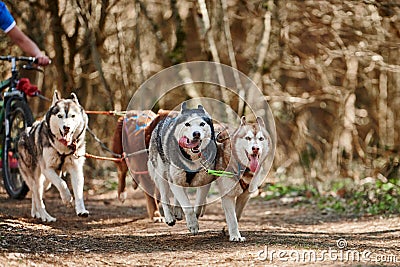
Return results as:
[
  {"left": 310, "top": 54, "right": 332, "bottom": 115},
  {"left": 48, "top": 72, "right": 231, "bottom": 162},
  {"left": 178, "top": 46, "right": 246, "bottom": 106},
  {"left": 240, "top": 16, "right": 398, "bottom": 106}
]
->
[
  {"left": 252, "top": 146, "right": 259, "bottom": 154},
  {"left": 193, "top": 131, "right": 201, "bottom": 139},
  {"left": 63, "top": 126, "right": 70, "bottom": 133}
]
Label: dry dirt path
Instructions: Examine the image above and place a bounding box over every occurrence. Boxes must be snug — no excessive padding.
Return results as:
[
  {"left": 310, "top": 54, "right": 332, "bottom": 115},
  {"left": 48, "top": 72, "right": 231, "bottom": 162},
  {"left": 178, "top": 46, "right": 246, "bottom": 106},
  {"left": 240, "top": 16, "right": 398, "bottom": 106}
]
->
[{"left": 1, "top": 186, "right": 399, "bottom": 266}]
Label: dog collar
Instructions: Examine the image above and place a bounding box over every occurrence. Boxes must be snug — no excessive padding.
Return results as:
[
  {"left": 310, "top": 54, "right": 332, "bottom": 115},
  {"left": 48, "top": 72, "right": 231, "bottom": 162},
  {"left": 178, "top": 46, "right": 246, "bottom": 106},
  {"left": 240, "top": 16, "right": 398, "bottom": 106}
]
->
[{"left": 179, "top": 146, "right": 193, "bottom": 160}]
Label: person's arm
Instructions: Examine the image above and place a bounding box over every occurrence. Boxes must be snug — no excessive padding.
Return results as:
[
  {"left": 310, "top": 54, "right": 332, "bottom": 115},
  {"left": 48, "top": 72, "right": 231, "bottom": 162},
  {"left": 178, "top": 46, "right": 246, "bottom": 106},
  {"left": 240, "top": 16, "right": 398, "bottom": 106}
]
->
[{"left": 6, "top": 25, "right": 50, "bottom": 66}]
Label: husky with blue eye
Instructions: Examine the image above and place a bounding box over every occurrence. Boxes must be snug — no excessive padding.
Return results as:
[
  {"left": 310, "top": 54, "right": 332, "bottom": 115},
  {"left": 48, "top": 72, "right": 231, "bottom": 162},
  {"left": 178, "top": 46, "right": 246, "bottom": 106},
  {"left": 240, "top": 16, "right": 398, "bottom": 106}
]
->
[
  {"left": 215, "top": 116, "right": 272, "bottom": 241},
  {"left": 147, "top": 102, "right": 217, "bottom": 234},
  {"left": 18, "top": 91, "right": 89, "bottom": 222}
]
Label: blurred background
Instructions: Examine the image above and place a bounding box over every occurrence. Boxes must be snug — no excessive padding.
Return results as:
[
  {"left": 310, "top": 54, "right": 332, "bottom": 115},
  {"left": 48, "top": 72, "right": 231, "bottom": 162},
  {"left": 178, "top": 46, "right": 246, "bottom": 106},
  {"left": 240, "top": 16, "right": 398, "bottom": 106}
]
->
[{"left": 1, "top": 0, "right": 399, "bottom": 213}]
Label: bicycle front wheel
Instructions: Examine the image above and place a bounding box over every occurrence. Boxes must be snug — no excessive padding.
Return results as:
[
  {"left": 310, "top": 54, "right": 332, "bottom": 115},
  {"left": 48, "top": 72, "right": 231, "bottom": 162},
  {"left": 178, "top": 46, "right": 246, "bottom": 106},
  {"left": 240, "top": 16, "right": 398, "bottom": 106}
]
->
[{"left": 2, "top": 99, "right": 33, "bottom": 199}]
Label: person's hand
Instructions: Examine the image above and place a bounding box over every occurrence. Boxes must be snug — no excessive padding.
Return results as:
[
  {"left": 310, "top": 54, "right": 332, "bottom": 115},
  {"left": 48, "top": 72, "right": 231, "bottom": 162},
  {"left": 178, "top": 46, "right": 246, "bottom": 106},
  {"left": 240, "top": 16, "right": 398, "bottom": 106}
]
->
[{"left": 35, "top": 54, "right": 51, "bottom": 66}]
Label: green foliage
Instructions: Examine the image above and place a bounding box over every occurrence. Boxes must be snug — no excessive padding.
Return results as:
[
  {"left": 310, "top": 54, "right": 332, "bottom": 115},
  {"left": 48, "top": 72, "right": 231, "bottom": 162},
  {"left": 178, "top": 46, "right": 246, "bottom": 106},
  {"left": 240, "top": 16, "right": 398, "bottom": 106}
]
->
[
  {"left": 263, "top": 183, "right": 312, "bottom": 201},
  {"left": 262, "top": 178, "right": 400, "bottom": 216},
  {"left": 103, "top": 179, "right": 119, "bottom": 192}
]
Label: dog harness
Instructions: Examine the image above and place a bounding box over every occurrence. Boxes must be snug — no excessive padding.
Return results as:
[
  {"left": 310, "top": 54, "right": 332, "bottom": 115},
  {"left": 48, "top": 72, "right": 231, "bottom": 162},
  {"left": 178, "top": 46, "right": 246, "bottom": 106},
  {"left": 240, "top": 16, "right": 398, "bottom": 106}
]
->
[
  {"left": 155, "top": 113, "right": 219, "bottom": 186},
  {"left": 48, "top": 125, "right": 86, "bottom": 171},
  {"left": 239, "top": 178, "right": 250, "bottom": 191},
  {"left": 236, "top": 163, "right": 252, "bottom": 191},
  {"left": 155, "top": 117, "right": 171, "bottom": 163},
  {"left": 207, "top": 162, "right": 252, "bottom": 191},
  {"left": 56, "top": 150, "right": 75, "bottom": 171}
]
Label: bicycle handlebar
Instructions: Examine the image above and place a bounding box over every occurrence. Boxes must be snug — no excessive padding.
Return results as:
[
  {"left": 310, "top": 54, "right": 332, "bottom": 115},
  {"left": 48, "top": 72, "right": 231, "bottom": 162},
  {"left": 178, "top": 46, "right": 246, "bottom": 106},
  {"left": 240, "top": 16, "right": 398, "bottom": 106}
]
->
[{"left": 0, "top": 55, "right": 38, "bottom": 64}]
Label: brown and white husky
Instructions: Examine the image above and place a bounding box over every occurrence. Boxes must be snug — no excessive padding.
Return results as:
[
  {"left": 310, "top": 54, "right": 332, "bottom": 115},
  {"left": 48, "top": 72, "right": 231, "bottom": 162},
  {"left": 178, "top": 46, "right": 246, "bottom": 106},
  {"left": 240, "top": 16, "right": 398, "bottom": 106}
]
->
[{"left": 215, "top": 116, "right": 272, "bottom": 241}]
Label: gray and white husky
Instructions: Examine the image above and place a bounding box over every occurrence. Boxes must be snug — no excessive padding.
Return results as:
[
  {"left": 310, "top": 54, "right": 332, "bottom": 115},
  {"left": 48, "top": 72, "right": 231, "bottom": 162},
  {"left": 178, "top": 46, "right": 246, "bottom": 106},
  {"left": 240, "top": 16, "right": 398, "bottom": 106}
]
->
[
  {"left": 215, "top": 116, "right": 272, "bottom": 241},
  {"left": 147, "top": 102, "right": 217, "bottom": 234},
  {"left": 18, "top": 91, "right": 89, "bottom": 222}
]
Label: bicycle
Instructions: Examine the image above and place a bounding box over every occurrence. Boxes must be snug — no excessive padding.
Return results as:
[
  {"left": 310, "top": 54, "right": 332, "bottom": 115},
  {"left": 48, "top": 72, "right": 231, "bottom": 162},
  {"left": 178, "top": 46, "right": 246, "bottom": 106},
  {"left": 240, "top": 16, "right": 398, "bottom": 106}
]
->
[{"left": 0, "top": 55, "right": 43, "bottom": 199}]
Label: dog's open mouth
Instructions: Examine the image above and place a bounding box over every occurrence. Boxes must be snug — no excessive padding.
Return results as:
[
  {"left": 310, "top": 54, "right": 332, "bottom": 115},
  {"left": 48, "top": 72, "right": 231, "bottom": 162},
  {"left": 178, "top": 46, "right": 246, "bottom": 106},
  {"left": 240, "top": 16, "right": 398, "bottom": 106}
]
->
[
  {"left": 246, "top": 152, "right": 260, "bottom": 172},
  {"left": 191, "top": 144, "right": 201, "bottom": 153},
  {"left": 59, "top": 129, "right": 73, "bottom": 146},
  {"left": 179, "top": 136, "right": 202, "bottom": 153}
]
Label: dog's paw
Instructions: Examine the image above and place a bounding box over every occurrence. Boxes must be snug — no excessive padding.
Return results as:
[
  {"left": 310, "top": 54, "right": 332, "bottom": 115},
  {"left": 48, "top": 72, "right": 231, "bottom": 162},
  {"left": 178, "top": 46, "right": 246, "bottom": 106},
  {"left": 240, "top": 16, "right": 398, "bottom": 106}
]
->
[
  {"left": 77, "top": 210, "right": 89, "bottom": 218},
  {"left": 153, "top": 216, "right": 165, "bottom": 223},
  {"left": 76, "top": 206, "right": 89, "bottom": 217},
  {"left": 229, "top": 236, "right": 246, "bottom": 242},
  {"left": 188, "top": 222, "right": 199, "bottom": 235},
  {"left": 152, "top": 211, "right": 164, "bottom": 223},
  {"left": 165, "top": 218, "right": 176, "bottom": 226},
  {"left": 33, "top": 210, "right": 56, "bottom": 222},
  {"left": 42, "top": 215, "right": 57, "bottom": 223},
  {"left": 173, "top": 206, "right": 184, "bottom": 221},
  {"left": 187, "top": 215, "right": 199, "bottom": 235},
  {"left": 162, "top": 206, "right": 175, "bottom": 226},
  {"left": 164, "top": 213, "right": 176, "bottom": 226},
  {"left": 118, "top": 191, "right": 127, "bottom": 203},
  {"left": 62, "top": 194, "right": 74, "bottom": 207}
]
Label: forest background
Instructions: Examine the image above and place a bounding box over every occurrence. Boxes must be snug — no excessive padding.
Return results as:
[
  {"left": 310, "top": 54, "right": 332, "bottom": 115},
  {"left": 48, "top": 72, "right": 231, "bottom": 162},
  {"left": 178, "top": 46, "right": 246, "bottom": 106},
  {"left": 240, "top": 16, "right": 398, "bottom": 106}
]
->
[{"left": 1, "top": 0, "right": 400, "bottom": 212}]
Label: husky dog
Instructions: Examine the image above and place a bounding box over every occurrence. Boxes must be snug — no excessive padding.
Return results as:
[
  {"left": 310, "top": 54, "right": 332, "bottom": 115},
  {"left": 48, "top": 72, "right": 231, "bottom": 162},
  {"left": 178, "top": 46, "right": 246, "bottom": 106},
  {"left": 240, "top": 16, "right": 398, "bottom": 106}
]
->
[
  {"left": 18, "top": 91, "right": 89, "bottom": 222},
  {"left": 147, "top": 102, "right": 217, "bottom": 234},
  {"left": 113, "top": 110, "right": 171, "bottom": 222},
  {"left": 215, "top": 117, "right": 272, "bottom": 241}
]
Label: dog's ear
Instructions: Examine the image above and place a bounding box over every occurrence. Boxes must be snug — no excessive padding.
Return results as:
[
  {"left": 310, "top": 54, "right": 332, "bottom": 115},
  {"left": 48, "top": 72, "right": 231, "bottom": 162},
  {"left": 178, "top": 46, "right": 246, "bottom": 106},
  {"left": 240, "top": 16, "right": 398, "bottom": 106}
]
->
[
  {"left": 203, "top": 116, "right": 215, "bottom": 140},
  {"left": 71, "top": 93, "right": 80, "bottom": 105},
  {"left": 52, "top": 90, "right": 60, "bottom": 106},
  {"left": 181, "top": 102, "right": 187, "bottom": 113},
  {"left": 45, "top": 105, "right": 59, "bottom": 126},
  {"left": 197, "top": 105, "right": 208, "bottom": 115},
  {"left": 240, "top": 116, "right": 247, "bottom": 126},
  {"left": 256, "top": 117, "right": 265, "bottom": 128},
  {"left": 216, "top": 129, "right": 229, "bottom": 143}
]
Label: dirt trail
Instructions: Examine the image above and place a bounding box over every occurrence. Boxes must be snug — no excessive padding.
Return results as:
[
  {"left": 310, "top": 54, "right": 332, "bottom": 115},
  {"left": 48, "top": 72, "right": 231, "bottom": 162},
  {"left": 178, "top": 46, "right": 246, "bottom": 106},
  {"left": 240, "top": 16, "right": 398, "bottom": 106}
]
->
[{"left": 0, "top": 185, "right": 399, "bottom": 266}]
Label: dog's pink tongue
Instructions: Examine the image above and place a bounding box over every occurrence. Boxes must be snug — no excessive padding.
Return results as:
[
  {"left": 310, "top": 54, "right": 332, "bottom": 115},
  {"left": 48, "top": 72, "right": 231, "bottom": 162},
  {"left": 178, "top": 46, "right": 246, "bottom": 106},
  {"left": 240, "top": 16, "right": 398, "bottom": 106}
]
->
[
  {"left": 249, "top": 155, "right": 259, "bottom": 172},
  {"left": 178, "top": 136, "right": 200, "bottom": 149},
  {"left": 59, "top": 136, "right": 72, "bottom": 147},
  {"left": 59, "top": 138, "right": 68, "bottom": 146}
]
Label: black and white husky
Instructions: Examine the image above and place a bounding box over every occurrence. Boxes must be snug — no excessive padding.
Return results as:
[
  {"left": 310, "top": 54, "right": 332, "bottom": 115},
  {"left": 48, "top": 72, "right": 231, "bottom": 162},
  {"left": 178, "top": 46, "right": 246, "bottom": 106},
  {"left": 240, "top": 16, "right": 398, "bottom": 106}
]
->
[
  {"left": 18, "top": 91, "right": 89, "bottom": 222},
  {"left": 147, "top": 102, "right": 217, "bottom": 234}
]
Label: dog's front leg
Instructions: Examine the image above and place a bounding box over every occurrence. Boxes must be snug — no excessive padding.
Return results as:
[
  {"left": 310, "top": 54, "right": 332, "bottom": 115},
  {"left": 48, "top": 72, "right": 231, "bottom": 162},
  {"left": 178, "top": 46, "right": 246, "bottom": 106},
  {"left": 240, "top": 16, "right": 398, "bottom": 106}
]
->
[
  {"left": 68, "top": 162, "right": 89, "bottom": 217},
  {"left": 235, "top": 191, "right": 251, "bottom": 221},
  {"left": 42, "top": 168, "right": 73, "bottom": 206},
  {"left": 170, "top": 183, "right": 199, "bottom": 235},
  {"left": 158, "top": 178, "right": 176, "bottom": 226},
  {"left": 25, "top": 172, "right": 56, "bottom": 222},
  {"left": 194, "top": 183, "right": 211, "bottom": 218},
  {"left": 221, "top": 195, "right": 245, "bottom": 242},
  {"left": 153, "top": 173, "right": 176, "bottom": 226},
  {"left": 173, "top": 197, "right": 184, "bottom": 221}
]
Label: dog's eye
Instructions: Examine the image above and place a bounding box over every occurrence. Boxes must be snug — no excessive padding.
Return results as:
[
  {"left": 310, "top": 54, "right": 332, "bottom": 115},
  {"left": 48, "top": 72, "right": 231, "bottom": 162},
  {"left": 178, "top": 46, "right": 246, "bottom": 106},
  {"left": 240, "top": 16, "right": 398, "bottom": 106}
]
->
[
  {"left": 185, "top": 122, "right": 191, "bottom": 127},
  {"left": 71, "top": 114, "right": 75, "bottom": 118},
  {"left": 259, "top": 137, "right": 264, "bottom": 141},
  {"left": 200, "top": 122, "right": 205, "bottom": 127},
  {"left": 57, "top": 114, "right": 62, "bottom": 118},
  {"left": 245, "top": 136, "right": 251, "bottom": 141}
]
